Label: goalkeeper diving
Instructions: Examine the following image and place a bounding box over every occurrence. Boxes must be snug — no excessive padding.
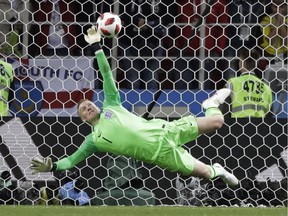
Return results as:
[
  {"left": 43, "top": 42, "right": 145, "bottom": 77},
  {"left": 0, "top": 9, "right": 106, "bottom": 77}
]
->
[{"left": 31, "top": 26, "right": 239, "bottom": 187}]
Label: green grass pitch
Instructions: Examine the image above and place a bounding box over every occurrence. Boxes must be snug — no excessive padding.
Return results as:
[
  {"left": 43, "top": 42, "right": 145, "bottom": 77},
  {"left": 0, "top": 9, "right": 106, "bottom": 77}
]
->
[{"left": 0, "top": 206, "right": 287, "bottom": 216}]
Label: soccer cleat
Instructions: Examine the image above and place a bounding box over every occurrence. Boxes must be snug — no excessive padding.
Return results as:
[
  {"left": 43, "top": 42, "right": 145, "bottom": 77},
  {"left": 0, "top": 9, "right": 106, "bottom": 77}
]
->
[
  {"left": 202, "top": 88, "right": 231, "bottom": 109},
  {"left": 213, "top": 163, "right": 239, "bottom": 187}
]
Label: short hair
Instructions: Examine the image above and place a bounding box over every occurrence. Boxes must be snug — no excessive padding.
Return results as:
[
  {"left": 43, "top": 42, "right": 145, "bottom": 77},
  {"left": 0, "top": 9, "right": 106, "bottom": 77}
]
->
[
  {"left": 77, "top": 99, "right": 90, "bottom": 116},
  {"left": 238, "top": 47, "right": 260, "bottom": 71}
]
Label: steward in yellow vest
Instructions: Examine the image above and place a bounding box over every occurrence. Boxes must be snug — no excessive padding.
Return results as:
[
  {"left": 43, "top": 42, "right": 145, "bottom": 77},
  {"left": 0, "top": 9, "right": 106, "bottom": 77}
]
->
[
  {"left": 220, "top": 48, "right": 273, "bottom": 118},
  {"left": 0, "top": 60, "right": 14, "bottom": 116}
]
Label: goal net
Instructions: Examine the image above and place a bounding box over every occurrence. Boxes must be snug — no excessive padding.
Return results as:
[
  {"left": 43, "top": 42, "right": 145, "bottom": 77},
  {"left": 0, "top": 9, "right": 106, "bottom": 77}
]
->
[{"left": 0, "top": 0, "right": 287, "bottom": 206}]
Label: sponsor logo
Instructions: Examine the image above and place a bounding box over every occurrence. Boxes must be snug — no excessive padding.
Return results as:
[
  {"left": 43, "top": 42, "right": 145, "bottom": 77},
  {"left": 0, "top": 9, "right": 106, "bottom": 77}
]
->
[{"left": 104, "top": 110, "right": 113, "bottom": 119}]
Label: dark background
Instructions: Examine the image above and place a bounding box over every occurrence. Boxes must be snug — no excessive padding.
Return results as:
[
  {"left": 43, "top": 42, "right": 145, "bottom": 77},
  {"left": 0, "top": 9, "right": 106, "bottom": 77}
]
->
[{"left": 7, "top": 117, "right": 284, "bottom": 205}]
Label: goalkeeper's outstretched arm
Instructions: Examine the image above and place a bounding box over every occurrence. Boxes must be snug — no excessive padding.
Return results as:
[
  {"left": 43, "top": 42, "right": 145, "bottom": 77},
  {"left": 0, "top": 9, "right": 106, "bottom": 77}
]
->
[
  {"left": 30, "top": 27, "right": 120, "bottom": 174},
  {"left": 31, "top": 134, "right": 98, "bottom": 173},
  {"left": 85, "top": 26, "right": 120, "bottom": 106},
  {"left": 31, "top": 149, "right": 87, "bottom": 173}
]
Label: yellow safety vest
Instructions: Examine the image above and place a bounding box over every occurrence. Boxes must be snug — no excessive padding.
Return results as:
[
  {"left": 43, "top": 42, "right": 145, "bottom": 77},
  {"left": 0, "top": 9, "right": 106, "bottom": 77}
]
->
[
  {"left": 260, "top": 16, "right": 288, "bottom": 56},
  {"left": 0, "top": 60, "right": 14, "bottom": 116},
  {"left": 228, "top": 72, "right": 273, "bottom": 118}
]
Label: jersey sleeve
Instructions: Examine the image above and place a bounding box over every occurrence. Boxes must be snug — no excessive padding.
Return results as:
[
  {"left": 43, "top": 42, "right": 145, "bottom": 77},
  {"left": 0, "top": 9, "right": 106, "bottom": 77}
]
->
[
  {"left": 95, "top": 50, "right": 121, "bottom": 107},
  {"left": 55, "top": 134, "right": 98, "bottom": 171}
]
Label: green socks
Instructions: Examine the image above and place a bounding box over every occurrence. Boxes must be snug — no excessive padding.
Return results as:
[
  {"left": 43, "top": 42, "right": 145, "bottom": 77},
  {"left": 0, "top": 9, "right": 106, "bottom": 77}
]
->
[
  {"left": 205, "top": 107, "right": 222, "bottom": 117},
  {"left": 208, "top": 165, "right": 218, "bottom": 179},
  {"left": 208, "top": 164, "right": 226, "bottom": 179}
]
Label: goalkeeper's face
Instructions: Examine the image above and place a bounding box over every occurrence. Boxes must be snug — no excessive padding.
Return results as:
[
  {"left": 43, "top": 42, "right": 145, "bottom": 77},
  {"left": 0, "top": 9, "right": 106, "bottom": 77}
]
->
[{"left": 77, "top": 100, "right": 101, "bottom": 125}]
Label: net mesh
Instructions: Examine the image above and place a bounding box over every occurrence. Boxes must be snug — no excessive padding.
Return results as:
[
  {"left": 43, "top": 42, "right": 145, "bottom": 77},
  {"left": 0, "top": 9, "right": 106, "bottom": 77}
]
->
[{"left": 0, "top": 0, "right": 287, "bottom": 206}]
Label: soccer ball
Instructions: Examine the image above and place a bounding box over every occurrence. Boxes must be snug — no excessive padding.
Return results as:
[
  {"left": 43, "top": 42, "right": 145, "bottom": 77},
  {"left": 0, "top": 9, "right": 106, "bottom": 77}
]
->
[{"left": 96, "top": 12, "right": 122, "bottom": 38}]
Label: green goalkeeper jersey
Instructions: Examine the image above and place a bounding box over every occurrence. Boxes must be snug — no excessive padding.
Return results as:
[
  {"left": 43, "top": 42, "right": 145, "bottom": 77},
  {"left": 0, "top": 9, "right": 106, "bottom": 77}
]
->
[{"left": 55, "top": 50, "right": 169, "bottom": 171}]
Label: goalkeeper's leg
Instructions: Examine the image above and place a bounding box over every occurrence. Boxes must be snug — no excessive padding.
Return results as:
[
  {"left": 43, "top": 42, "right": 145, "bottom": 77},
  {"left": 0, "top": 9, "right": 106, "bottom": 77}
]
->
[
  {"left": 190, "top": 157, "right": 239, "bottom": 187},
  {"left": 192, "top": 88, "right": 239, "bottom": 186},
  {"left": 196, "top": 88, "right": 231, "bottom": 134}
]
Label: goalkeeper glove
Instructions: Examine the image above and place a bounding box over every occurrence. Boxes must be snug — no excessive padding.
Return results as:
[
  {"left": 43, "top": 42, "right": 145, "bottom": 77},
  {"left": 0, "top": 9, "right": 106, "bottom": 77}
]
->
[
  {"left": 31, "top": 157, "right": 53, "bottom": 174},
  {"left": 84, "top": 26, "right": 102, "bottom": 53},
  {"left": 84, "top": 26, "right": 101, "bottom": 44}
]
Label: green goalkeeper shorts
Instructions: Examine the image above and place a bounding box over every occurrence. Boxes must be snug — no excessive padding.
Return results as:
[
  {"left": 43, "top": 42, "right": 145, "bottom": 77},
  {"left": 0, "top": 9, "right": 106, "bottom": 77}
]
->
[{"left": 155, "top": 115, "right": 199, "bottom": 176}]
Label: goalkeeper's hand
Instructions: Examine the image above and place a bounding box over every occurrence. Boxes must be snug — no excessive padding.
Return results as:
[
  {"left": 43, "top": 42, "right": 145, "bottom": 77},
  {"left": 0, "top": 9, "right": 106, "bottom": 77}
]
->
[
  {"left": 84, "top": 26, "right": 101, "bottom": 45},
  {"left": 31, "top": 157, "right": 53, "bottom": 174}
]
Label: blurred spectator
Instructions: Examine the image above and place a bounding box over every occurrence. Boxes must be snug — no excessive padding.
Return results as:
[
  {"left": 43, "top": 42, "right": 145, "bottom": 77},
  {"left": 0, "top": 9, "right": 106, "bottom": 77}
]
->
[
  {"left": 0, "top": 0, "right": 29, "bottom": 57},
  {"left": 0, "top": 59, "right": 14, "bottom": 116},
  {"left": 37, "top": 170, "right": 90, "bottom": 206},
  {"left": 57, "top": 170, "right": 90, "bottom": 206},
  {"left": 0, "top": 170, "right": 15, "bottom": 205},
  {"left": 0, "top": 171, "right": 39, "bottom": 205},
  {"left": 259, "top": 0, "right": 288, "bottom": 69},
  {"left": 75, "top": 1, "right": 114, "bottom": 56},
  {"left": 175, "top": 0, "right": 229, "bottom": 90},
  {"left": 118, "top": 0, "right": 168, "bottom": 89},
  {"left": 220, "top": 48, "right": 273, "bottom": 118},
  {"left": 38, "top": 185, "right": 60, "bottom": 205},
  {"left": 225, "top": 0, "right": 264, "bottom": 80},
  {"left": 29, "top": 0, "right": 77, "bottom": 57},
  {"left": 0, "top": 170, "right": 12, "bottom": 189},
  {"left": 58, "top": 179, "right": 90, "bottom": 206},
  {"left": 15, "top": 181, "right": 40, "bottom": 205}
]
